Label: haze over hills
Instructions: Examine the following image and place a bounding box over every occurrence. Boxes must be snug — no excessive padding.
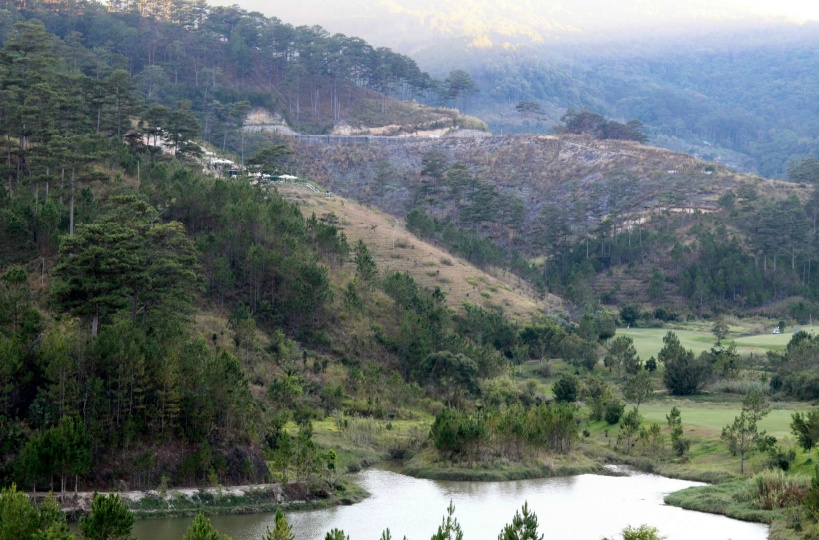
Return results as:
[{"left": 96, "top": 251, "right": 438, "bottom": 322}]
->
[
  {"left": 214, "top": 0, "right": 819, "bottom": 178},
  {"left": 217, "top": 0, "right": 819, "bottom": 52}
]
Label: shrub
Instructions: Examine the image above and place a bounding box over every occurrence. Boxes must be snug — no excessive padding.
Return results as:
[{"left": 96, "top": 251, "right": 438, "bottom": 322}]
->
[
  {"left": 622, "top": 524, "right": 665, "bottom": 540},
  {"left": 766, "top": 445, "right": 797, "bottom": 471},
  {"left": 552, "top": 373, "right": 579, "bottom": 403},
  {"left": 671, "top": 436, "right": 691, "bottom": 457},
  {"left": 653, "top": 307, "right": 678, "bottom": 322},
  {"left": 749, "top": 469, "right": 810, "bottom": 510},
  {"left": 604, "top": 401, "right": 625, "bottom": 425},
  {"left": 709, "top": 379, "right": 769, "bottom": 395}
]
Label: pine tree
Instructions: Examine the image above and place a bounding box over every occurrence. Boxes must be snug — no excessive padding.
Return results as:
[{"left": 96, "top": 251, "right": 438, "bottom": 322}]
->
[
  {"left": 430, "top": 501, "right": 464, "bottom": 540},
  {"left": 79, "top": 494, "right": 135, "bottom": 540},
  {"left": 263, "top": 510, "right": 295, "bottom": 540},
  {"left": 498, "top": 502, "right": 543, "bottom": 540},
  {"left": 183, "top": 513, "right": 229, "bottom": 540}
]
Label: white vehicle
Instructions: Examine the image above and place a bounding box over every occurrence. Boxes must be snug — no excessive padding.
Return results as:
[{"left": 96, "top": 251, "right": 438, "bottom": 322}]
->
[{"left": 773, "top": 328, "right": 781, "bottom": 334}]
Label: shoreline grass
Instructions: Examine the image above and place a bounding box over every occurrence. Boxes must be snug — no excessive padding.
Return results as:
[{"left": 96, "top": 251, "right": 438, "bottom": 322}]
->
[{"left": 128, "top": 479, "right": 368, "bottom": 519}]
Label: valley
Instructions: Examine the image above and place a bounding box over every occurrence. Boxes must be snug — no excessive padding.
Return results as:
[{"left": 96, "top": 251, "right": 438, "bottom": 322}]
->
[{"left": 1, "top": 1, "right": 819, "bottom": 540}]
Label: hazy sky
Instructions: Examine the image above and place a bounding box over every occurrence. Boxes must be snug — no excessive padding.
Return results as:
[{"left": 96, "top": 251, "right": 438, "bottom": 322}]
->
[
  {"left": 732, "top": 0, "right": 819, "bottom": 20},
  {"left": 212, "top": 0, "right": 819, "bottom": 23},
  {"left": 208, "top": 0, "right": 819, "bottom": 52}
]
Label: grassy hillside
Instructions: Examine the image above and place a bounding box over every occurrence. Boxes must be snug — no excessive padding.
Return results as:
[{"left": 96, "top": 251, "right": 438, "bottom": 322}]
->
[{"left": 278, "top": 183, "right": 560, "bottom": 321}]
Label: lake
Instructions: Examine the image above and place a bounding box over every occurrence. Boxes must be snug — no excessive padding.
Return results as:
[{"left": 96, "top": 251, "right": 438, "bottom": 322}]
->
[{"left": 133, "top": 466, "right": 768, "bottom": 540}]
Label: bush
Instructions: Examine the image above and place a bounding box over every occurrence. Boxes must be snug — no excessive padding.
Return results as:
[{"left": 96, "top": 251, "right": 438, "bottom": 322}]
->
[
  {"left": 766, "top": 445, "right": 797, "bottom": 471},
  {"left": 620, "top": 304, "right": 642, "bottom": 327},
  {"left": 653, "top": 307, "right": 678, "bottom": 322},
  {"left": 749, "top": 470, "right": 810, "bottom": 510},
  {"left": 779, "top": 372, "right": 819, "bottom": 400},
  {"left": 604, "top": 401, "right": 625, "bottom": 425},
  {"left": 672, "top": 436, "right": 691, "bottom": 457},
  {"left": 552, "top": 373, "right": 579, "bottom": 403},
  {"left": 621, "top": 524, "right": 665, "bottom": 540},
  {"left": 709, "top": 379, "right": 769, "bottom": 395}
]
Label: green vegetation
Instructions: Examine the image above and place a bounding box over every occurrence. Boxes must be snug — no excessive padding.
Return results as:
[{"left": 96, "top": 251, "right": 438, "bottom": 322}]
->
[
  {"left": 2, "top": 3, "right": 819, "bottom": 540},
  {"left": 80, "top": 494, "right": 136, "bottom": 540}
]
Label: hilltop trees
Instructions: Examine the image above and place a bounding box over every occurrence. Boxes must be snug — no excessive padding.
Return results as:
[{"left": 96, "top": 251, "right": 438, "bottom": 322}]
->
[
  {"left": 788, "top": 157, "right": 819, "bottom": 184},
  {"left": 0, "top": 0, "right": 446, "bottom": 158},
  {"left": 559, "top": 109, "right": 647, "bottom": 143},
  {"left": 442, "top": 70, "right": 477, "bottom": 112}
]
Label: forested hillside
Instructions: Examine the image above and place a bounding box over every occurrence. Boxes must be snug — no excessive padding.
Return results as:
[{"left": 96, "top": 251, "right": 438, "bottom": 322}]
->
[
  {"left": 0, "top": 10, "right": 569, "bottom": 492},
  {"left": 289, "top": 133, "right": 819, "bottom": 318},
  {"left": 0, "top": 0, "right": 479, "bottom": 147}
]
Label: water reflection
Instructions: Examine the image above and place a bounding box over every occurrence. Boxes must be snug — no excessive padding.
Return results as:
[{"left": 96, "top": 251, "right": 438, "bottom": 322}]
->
[{"left": 133, "top": 467, "right": 768, "bottom": 540}]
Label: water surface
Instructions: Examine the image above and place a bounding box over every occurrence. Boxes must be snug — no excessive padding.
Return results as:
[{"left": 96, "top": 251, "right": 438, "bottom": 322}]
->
[{"left": 133, "top": 467, "right": 768, "bottom": 540}]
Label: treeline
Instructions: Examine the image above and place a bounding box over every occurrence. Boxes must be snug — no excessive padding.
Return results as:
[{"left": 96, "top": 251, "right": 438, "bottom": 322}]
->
[
  {"left": 558, "top": 109, "right": 647, "bottom": 143},
  {"left": 430, "top": 403, "right": 577, "bottom": 462}
]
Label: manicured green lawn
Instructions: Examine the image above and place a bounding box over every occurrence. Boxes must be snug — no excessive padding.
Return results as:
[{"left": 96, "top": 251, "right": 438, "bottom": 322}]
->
[
  {"left": 617, "top": 327, "right": 803, "bottom": 360},
  {"left": 638, "top": 402, "right": 805, "bottom": 438}
]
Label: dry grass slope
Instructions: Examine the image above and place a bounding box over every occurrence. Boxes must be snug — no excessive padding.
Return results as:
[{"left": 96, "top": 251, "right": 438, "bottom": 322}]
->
[{"left": 278, "top": 184, "right": 561, "bottom": 321}]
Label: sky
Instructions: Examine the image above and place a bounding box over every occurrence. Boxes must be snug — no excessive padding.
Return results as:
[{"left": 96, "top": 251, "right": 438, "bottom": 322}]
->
[
  {"left": 211, "top": 0, "right": 819, "bottom": 24},
  {"left": 730, "top": 0, "right": 819, "bottom": 21}
]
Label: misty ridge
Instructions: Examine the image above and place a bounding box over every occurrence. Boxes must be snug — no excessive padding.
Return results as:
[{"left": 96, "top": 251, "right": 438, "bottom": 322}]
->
[{"left": 227, "top": 0, "right": 819, "bottom": 178}]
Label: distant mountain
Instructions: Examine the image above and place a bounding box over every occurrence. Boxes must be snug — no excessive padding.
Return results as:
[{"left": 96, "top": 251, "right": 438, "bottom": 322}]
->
[{"left": 214, "top": 0, "right": 819, "bottom": 177}]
